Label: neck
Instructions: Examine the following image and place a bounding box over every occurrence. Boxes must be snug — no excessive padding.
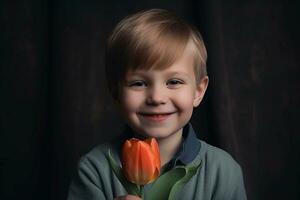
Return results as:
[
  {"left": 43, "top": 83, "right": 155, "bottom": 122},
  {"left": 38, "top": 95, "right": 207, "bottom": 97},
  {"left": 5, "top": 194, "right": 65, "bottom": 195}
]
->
[{"left": 157, "top": 128, "right": 183, "bottom": 167}]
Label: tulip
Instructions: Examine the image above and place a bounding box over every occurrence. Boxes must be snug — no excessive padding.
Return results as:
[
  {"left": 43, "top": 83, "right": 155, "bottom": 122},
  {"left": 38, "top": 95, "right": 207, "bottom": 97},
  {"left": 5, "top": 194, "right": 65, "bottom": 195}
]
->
[
  {"left": 121, "top": 138, "right": 161, "bottom": 185},
  {"left": 108, "top": 137, "right": 200, "bottom": 199}
]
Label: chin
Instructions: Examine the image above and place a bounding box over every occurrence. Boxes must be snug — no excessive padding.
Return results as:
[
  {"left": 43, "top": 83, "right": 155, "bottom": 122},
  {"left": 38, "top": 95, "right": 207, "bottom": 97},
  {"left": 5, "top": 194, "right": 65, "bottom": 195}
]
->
[
  {"left": 144, "top": 132, "right": 169, "bottom": 139},
  {"left": 128, "top": 120, "right": 184, "bottom": 139},
  {"left": 139, "top": 127, "right": 178, "bottom": 139}
]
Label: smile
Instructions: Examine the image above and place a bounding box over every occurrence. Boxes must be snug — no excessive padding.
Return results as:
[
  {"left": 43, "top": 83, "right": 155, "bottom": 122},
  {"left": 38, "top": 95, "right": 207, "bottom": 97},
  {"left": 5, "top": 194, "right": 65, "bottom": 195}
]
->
[{"left": 139, "top": 112, "right": 175, "bottom": 122}]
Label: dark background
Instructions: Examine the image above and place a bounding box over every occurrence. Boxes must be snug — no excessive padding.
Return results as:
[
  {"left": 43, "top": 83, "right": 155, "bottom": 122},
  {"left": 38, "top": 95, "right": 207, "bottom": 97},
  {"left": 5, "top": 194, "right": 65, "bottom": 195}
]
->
[{"left": 1, "top": 1, "right": 299, "bottom": 200}]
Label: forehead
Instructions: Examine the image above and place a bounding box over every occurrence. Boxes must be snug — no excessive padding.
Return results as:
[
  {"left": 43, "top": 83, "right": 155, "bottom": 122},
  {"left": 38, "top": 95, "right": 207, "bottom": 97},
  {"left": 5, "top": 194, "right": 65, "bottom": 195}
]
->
[
  {"left": 125, "top": 47, "right": 196, "bottom": 81},
  {"left": 128, "top": 41, "right": 196, "bottom": 74}
]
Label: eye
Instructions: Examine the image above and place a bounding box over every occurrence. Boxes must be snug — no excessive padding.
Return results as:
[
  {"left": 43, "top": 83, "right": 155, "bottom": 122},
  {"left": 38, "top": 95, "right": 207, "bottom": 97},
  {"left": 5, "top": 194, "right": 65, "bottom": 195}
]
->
[
  {"left": 129, "top": 80, "right": 147, "bottom": 87},
  {"left": 167, "top": 79, "right": 184, "bottom": 87}
]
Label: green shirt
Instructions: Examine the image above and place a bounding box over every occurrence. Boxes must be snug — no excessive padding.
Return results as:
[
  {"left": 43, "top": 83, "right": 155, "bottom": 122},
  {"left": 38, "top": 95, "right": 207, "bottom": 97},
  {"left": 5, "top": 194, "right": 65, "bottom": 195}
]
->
[{"left": 67, "top": 128, "right": 247, "bottom": 200}]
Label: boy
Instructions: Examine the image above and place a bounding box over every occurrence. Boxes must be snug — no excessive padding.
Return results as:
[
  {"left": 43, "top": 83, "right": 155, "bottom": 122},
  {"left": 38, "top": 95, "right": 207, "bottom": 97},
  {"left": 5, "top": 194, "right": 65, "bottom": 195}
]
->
[{"left": 68, "top": 9, "right": 247, "bottom": 200}]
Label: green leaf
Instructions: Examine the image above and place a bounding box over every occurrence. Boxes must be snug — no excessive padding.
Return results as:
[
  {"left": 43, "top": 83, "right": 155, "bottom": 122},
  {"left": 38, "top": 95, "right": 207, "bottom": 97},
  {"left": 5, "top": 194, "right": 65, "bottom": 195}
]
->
[
  {"left": 107, "top": 149, "right": 140, "bottom": 196},
  {"left": 145, "top": 166, "right": 186, "bottom": 200},
  {"left": 168, "top": 161, "right": 202, "bottom": 200},
  {"left": 145, "top": 161, "right": 202, "bottom": 200}
]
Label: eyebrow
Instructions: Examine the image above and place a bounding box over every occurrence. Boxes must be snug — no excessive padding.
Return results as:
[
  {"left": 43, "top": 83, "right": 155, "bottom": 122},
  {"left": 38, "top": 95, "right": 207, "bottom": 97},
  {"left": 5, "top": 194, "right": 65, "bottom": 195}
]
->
[
  {"left": 166, "top": 71, "right": 190, "bottom": 77},
  {"left": 128, "top": 70, "right": 190, "bottom": 76}
]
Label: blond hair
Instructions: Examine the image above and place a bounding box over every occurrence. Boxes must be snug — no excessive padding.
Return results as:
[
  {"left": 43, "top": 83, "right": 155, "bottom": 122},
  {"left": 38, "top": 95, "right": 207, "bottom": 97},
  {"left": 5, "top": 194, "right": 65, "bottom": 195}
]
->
[{"left": 105, "top": 9, "right": 207, "bottom": 100}]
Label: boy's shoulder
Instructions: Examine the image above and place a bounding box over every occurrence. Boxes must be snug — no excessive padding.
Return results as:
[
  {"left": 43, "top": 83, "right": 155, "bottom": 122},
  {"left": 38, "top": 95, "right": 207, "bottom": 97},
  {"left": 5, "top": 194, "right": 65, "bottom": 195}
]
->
[
  {"left": 75, "top": 141, "right": 121, "bottom": 176},
  {"left": 199, "top": 140, "right": 238, "bottom": 165},
  {"left": 79, "top": 141, "right": 119, "bottom": 164},
  {"left": 197, "top": 139, "right": 242, "bottom": 172},
  {"left": 175, "top": 140, "right": 247, "bottom": 199}
]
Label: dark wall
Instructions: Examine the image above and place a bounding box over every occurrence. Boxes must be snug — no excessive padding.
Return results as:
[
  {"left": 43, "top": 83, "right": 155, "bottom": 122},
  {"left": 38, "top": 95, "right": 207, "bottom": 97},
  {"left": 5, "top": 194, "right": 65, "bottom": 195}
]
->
[{"left": 1, "top": 1, "right": 299, "bottom": 200}]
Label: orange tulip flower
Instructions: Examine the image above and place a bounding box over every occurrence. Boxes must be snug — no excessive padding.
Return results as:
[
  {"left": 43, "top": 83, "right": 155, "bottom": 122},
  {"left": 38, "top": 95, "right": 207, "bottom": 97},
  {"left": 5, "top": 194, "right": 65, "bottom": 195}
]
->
[{"left": 121, "top": 138, "right": 161, "bottom": 185}]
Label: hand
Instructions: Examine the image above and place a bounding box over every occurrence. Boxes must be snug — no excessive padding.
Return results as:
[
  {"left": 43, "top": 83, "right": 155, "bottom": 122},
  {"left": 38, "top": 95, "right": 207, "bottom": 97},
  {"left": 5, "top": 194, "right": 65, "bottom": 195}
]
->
[{"left": 114, "top": 195, "right": 142, "bottom": 200}]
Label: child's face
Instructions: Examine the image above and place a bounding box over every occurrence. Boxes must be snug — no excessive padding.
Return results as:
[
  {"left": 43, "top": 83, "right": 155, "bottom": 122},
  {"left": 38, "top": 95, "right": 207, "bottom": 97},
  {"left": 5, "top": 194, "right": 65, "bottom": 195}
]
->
[{"left": 119, "top": 46, "right": 208, "bottom": 139}]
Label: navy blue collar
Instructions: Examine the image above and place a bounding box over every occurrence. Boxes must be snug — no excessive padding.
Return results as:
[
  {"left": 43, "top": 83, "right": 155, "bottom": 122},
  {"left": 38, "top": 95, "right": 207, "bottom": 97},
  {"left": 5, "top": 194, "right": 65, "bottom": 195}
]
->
[
  {"left": 165, "top": 123, "right": 201, "bottom": 169},
  {"left": 117, "top": 123, "right": 201, "bottom": 168}
]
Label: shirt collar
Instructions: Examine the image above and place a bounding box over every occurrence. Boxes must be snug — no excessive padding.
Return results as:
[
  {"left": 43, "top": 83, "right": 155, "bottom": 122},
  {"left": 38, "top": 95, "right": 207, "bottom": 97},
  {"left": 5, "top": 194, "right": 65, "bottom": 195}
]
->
[{"left": 167, "top": 123, "right": 201, "bottom": 168}]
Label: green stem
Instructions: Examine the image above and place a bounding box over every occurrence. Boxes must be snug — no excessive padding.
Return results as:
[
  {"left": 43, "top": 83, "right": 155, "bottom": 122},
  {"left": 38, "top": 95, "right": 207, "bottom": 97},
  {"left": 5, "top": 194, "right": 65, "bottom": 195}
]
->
[{"left": 140, "top": 185, "right": 144, "bottom": 199}]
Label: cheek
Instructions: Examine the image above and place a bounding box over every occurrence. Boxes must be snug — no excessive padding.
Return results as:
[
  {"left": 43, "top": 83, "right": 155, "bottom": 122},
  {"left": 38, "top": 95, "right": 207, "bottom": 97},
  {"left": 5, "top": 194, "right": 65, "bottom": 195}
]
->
[
  {"left": 174, "top": 90, "right": 195, "bottom": 111},
  {"left": 121, "top": 91, "right": 144, "bottom": 112}
]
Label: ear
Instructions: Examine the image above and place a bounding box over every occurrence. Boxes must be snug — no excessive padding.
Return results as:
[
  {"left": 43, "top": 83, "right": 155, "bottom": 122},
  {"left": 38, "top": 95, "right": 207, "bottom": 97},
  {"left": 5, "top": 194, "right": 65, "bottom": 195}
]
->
[{"left": 193, "top": 76, "right": 209, "bottom": 107}]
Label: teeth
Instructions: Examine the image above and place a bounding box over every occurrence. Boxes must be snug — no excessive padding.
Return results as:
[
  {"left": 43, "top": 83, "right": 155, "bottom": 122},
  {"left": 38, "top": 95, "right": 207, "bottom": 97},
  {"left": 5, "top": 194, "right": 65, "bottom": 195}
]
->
[
  {"left": 141, "top": 113, "right": 173, "bottom": 117},
  {"left": 152, "top": 114, "right": 170, "bottom": 118}
]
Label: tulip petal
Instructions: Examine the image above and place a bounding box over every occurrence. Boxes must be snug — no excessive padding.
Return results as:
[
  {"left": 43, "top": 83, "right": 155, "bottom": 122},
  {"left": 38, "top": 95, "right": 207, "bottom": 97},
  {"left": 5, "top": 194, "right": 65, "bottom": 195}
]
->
[
  {"left": 107, "top": 149, "right": 140, "bottom": 195},
  {"left": 122, "top": 140, "right": 137, "bottom": 182},
  {"left": 133, "top": 141, "right": 142, "bottom": 184},
  {"left": 139, "top": 142, "right": 157, "bottom": 184},
  {"left": 121, "top": 138, "right": 161, "bottom": 185},
  {"left": 127, "top": 140, "right": 140, "bottom": 183},
  {"left": 149, "top": 138, "right": 161, "bottom": 170}
]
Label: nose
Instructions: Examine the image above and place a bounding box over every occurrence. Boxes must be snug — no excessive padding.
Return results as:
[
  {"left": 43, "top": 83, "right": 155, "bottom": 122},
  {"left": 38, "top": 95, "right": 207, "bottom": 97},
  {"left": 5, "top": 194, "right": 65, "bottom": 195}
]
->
[{"left": 146, "top": 85, "right": 167, "bottom": 105}]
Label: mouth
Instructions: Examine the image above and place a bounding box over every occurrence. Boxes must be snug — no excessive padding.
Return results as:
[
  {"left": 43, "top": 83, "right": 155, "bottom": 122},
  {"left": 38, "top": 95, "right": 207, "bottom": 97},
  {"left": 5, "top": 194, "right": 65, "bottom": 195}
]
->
[{"left": 138, "top": 112, "right": 175, "bottom": 122}]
